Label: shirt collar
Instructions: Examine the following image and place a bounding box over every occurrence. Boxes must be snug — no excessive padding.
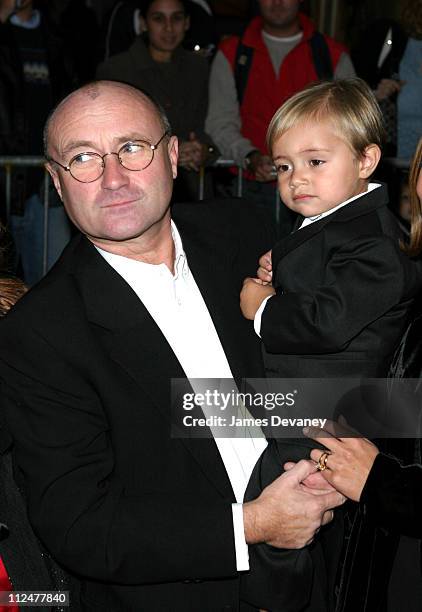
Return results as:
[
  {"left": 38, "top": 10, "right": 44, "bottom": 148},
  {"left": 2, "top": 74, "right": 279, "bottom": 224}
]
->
[
  {"left": 171, "top": 221, "right": 188, "bottom": 279},
  {"left": 94, "top": 219, "right": 187, "bottom": 279},
  {"left": 262, "top": 30, "right": 302, "bottom": 44},
  {"left": 299, "top": 182, "right": 381, "bottom": 229}
]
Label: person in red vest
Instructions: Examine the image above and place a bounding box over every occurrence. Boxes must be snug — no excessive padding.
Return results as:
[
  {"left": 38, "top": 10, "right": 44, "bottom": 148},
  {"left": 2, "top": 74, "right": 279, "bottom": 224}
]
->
[{"left": 206, "top": 0, "right": 355, "bottom": 235}]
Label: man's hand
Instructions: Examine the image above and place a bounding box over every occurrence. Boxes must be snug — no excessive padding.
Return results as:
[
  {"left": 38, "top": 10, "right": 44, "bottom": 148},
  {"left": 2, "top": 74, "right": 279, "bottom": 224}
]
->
[
  {"left": 247, "top": 152, "right": 276, "bottom": 182},
  {"left": 256, "top": 249, "right": 272, "bottom": 283},
  {"left": 240, "top": 277, "right": 275, "bottom": 320},
  {"left": 243, "top": 460, "right": 345, "bottom": 549}
]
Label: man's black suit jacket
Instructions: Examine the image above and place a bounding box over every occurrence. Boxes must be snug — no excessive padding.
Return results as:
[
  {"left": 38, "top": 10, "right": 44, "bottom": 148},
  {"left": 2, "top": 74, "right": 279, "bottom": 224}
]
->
[
  {"left": 0, "top": 201, "right": 273, "bottom": 611},
  {"left": 261, "top": 184, "right": 422, "bottom": 378}
]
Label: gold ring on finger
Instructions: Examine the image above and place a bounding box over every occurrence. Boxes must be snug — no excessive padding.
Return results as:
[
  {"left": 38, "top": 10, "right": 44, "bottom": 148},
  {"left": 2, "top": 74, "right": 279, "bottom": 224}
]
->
[{"left": 317, "top": 451, "right": 330, "bottom": 472}]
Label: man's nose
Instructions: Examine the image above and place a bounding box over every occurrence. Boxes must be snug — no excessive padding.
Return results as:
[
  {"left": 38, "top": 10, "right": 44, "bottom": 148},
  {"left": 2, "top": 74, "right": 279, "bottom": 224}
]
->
[
  {"left": 164, "top": 17, "right": 173, "bottom": 32},
  {"left": 101, "top": 153, "right": 130, "bottom": 189}
]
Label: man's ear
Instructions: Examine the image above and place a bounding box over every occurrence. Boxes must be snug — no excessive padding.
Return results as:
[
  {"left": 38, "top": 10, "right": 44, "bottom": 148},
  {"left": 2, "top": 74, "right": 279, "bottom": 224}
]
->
[
  {"left": 184, "top": 15, "right": 190, "bottom": 33},
  {"left": 45, "top": 162, "right": 63, "bottom": 201},
  {"left": 358, "top": 144, "right": 381, "bottom": 179},
  {"left": 168, "top": 135, "right": 178, "bottom": 179}
]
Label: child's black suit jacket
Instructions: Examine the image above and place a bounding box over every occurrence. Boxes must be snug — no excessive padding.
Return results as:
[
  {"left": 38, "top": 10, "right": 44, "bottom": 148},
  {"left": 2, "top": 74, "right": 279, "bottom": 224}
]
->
[{"left": 261, "top": 183, "right": 422, "bottom": 377}]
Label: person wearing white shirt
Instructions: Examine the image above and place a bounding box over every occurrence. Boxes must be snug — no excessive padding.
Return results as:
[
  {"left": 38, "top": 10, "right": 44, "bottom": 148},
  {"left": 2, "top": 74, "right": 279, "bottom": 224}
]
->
[{"left": 0, "top": 80, "right": 345, "bottom": 612}]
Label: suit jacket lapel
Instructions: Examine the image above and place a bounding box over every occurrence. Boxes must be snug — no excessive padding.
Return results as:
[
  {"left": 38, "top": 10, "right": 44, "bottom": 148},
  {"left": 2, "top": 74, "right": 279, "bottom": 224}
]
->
[
  {"left": 272, "top": 212, "right": 333, "bottom": 263},
  {"left": 67, "top": 236, "right": 234, "bottom": 499},
  {"left": 273, "top": 183, "right": 389, "bottom": 263}
]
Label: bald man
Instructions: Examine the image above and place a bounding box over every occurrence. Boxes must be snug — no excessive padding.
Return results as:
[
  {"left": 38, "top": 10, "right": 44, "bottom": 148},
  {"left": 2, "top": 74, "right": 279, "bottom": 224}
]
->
[{"left": 0, "top": 81, "right": 344, "bottom": 611}]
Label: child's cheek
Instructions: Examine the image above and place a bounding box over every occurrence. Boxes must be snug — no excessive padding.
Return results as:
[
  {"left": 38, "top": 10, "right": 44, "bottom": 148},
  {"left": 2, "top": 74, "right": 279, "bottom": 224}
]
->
[{"left": 277, "top": 178, "right": 292, "bottom": 206}]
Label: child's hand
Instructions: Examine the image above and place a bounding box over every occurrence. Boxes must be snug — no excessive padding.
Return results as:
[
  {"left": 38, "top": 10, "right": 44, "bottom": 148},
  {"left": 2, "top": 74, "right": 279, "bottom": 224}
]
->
[
  {"left": 240, "top": 277, "right": 275, "bottom": 320},
  {"left": 257, "top": 250, "right": 272, "bottom": 283}
]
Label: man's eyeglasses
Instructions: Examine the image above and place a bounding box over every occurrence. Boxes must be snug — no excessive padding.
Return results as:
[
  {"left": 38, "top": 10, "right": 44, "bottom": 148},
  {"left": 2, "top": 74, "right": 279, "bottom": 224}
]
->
[{"left": 47, "top": 131, "right": 169, "bottom": 183}]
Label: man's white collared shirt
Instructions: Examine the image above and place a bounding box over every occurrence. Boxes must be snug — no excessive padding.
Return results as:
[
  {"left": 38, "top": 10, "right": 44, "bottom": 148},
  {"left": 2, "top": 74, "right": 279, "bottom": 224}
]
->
[{"left": 96, "top": 222, "right": 267, "bottom": 571}]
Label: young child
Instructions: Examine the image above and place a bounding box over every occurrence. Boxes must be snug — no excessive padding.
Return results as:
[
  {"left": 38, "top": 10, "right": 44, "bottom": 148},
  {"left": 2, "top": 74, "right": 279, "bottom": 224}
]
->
[
  {"left": 241, "top": 78, "right": 421, "bottom": 379},
  {"left": 239, "top": 79, "right": 422, "bottom": 612}
]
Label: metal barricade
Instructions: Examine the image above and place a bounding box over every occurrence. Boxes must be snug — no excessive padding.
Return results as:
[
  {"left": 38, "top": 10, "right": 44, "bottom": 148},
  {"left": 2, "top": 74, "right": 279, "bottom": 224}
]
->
[
  {"left": 198, "top": 158, "right": 244, "bottom": 200},
  {"left": 0, "top": 156, "right": 51, "bottom": 276},
  {"left": 199, "top": 158, "right": 281, "bottom": 223}
]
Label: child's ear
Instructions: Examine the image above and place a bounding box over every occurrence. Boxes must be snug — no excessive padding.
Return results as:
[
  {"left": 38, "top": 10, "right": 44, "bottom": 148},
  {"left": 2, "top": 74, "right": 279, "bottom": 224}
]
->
[{"left": 358, "top": 144, "right": 381, "bottom": 179}]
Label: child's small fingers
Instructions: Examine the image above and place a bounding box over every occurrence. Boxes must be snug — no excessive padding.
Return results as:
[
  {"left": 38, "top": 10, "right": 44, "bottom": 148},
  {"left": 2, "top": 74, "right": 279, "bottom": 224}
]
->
[
  {"left": 259, "top": 250, "right": 272, "bottom": 271},
  {"left": 257, "top": 266, "right": 272, "bottom": 282}
]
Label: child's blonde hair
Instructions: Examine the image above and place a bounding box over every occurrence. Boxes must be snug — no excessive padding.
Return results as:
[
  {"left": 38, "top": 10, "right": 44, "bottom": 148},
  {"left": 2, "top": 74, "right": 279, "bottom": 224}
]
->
[{"left": 267, "top": 78, "right": 385, "bottom": 158}]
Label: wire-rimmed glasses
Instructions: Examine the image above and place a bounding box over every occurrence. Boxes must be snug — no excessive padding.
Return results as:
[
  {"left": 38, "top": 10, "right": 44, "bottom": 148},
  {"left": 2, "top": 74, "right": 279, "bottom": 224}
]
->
[{"left": 47, "top": 131, "right": 169, "bottom": 183}]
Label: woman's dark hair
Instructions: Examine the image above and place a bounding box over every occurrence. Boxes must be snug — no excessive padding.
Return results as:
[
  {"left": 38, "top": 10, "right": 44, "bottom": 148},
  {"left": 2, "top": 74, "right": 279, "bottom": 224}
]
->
[{"left": 140, "top": 0, "right": 190, "bottom": 18}]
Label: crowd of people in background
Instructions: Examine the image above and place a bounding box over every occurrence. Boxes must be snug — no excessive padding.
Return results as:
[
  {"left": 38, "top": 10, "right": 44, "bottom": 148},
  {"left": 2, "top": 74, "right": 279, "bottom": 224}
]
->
[{"left": 0, "top": 0, "right": 421, "bottom": 284}]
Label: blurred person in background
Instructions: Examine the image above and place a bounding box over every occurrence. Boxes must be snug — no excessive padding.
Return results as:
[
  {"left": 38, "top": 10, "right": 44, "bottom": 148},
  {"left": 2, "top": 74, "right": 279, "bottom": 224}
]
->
[
  {"left": 205, "top": 0, "right": 355, "bottom": 236},
  {"left": 101, "top": 0, "right": 216, "bottom": 61},
  {"left": 97, "top": 0, "right": 219, "bottom": 201},
  {"left": 396, "top": 0, "right": 422, "bottom": 160},
  {"left": 351, "top": 0, "right": 422, "bottom": 161},
  {"left": 0, "top": 0, "right": 74, "bottom": 286},
  {"left": 351, "top": 17, "right": 407, "bottom": 158}
]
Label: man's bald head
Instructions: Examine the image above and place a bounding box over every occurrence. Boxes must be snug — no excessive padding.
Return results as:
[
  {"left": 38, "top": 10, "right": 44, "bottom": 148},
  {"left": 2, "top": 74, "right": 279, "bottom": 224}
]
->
[
  {"left": 43, "top": 79, "right": 179, "bottom": 253},
  {"left": 43, "top": 80, "right": 171, "bottom": 159}
]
